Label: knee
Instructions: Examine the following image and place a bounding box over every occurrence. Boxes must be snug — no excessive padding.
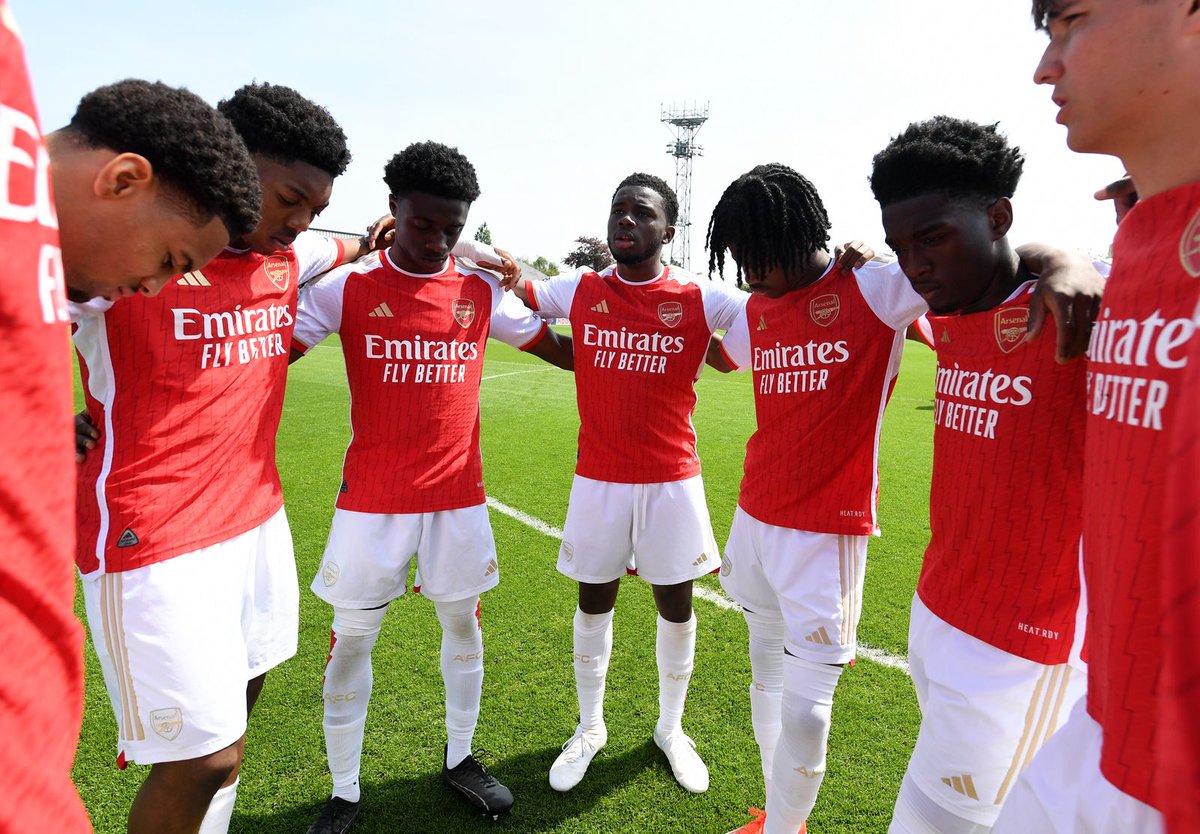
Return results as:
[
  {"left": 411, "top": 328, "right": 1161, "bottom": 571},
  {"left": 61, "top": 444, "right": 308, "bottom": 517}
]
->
[
  {"left": 435, "top": 597, "right": 481, "bottom": 642},
  {"left": 653, "top": 581, "right": 693, "bottom": 622},
  {"left": 166, "top": 742, "right": 242, "bottom": 794},
  {"left": 330, "top": 606, "right": 386, "bottom": 658}
]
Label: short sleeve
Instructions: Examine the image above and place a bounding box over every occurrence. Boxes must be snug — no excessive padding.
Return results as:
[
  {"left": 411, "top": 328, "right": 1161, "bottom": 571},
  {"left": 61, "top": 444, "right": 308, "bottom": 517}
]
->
[
  {"left": 912, "top": 314, "right": 935, "bottom": 350},
  {"left": 453, "top": 238, "right": 499, "bottom": 265},
  {"left": 719, "top": 305, "right": 752, "bottom": 372},
  {"left": 292, "top": 267, "right": 349, "bottom": 352},
  {"left": 292, "top": 231, "right": 344, "bottom": 285},
  {"left": 526, "top": 271, "right": 582, "bottom": 319},
  {"left": 698, "top": 277, "right": 748, "bottom": 332},
  {"left": 855, "top": 260, "right": 928, "bottom": 331},
  {"left": 486, "top": 274, "right": 549, "bottom": 350}
]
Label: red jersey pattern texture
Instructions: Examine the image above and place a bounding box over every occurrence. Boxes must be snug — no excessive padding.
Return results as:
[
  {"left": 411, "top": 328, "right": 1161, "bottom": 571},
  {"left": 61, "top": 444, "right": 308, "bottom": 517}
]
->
[
  {"left": 720, "top": 260, "right": 925, "bottom": 535},
  {"left": 918, "top": 282, "right": 1086, "bottom": 665},
  {"left": 528, "top": 265, "right": 744, "bottom": 483},
  {"left": 1162, "top": 312, "right": 1200, "bottom": 834},
  {"left": 292, "top": 252, "right": 546, "bottom": 513},
  {"left": 0, "top": 4, "right": 90, "bottom": 829},
  {"left": 1082, "top": 182, "right": 1200, "bottom": 808},
  {"left": 74, "top": 232, "right": 342, "bottom": 574}
]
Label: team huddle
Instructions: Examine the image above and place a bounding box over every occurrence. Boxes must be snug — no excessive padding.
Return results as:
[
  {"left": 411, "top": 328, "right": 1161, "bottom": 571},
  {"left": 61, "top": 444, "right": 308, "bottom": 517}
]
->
[{"left": 2, "top": 1, "right": 1198, "bottom": 833}]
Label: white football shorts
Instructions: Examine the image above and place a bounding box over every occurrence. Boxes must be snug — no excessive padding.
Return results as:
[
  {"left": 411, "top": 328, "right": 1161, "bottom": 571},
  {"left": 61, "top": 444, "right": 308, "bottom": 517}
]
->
[
  {"left": 720, "top": 506, "right": 866, "bottom": 664},
  {"left": 992, "top": 698, "right": 1163, "bottom": 834},
  {"left": 81, "top": 507, "right": 298, "bottom": 766},
  {"left": 312, "top": 503, "right": 497, "bottom": 607},
  {"left": 904, "top": 594, "right": 1087, "bottom": 826},
  {"left": 557, "top": 474, "right": 720, "bottom": 586}
]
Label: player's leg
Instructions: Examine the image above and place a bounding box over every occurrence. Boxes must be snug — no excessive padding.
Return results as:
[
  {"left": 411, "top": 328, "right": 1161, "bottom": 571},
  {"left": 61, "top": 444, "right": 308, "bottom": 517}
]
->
[
  {"left": 635, "top": 476, "right": 722, "bottom": 794},
  {"left": 762, "top": 531, "right": 866, "bottom": 834},
  {"left": 890, "top": 596, "right": 1086, "bottom": 834},
  {"left": 552, "top": 476, "right": 636, "bottom": 791},
  {"left": 412, "top": 505, "right": 512, "bottom": 817},
  {"left": 308, "top": 510, "right": 416, "bottom": 832},
  {"left": 80, "top": 523, "right": 273, "bottom": 833},
  {"left": 720, "top": 506, "right": 786, "bottom": 815}
]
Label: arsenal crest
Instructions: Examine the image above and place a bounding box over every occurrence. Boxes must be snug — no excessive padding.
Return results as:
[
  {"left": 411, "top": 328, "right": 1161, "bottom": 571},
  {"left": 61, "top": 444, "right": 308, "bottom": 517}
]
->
[
  {"left": 1181, "top": 208, "right": 1200, "bottom": 278},
  {"left": 453, "top": 298, "right": 476, "bottom": 327},
  {"left": 150, "top": 707, "right": 183, "bottom": 741},
  {"left": 658, "top": 301, "right": 683, "bottom": 328},
  {"left": 263, "top": 255, "right": 291, "bottom": 291},
  {"left": 809, "top": 294, "right": 840, "bottom": 327},
  {"left": 994, "top": 306, "right": 1028, "bottom": 354}
]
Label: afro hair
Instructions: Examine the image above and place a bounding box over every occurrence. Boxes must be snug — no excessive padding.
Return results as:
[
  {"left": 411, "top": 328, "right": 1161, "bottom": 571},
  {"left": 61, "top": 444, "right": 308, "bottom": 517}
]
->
[
  {"left": 870, "top": 116, "right": 1025, "bottom": 208},
  {"left": 218, "top": 82, "right": 350, "bottom": 177},
  {"left": 383, "top": 141, "right": 480, "bottom": 202},
  {"left": 613, "top": 172, "right": 679, "bottom": 225},
  {"left": 68, "top": 78, "right": 261, "bottom": 237}
]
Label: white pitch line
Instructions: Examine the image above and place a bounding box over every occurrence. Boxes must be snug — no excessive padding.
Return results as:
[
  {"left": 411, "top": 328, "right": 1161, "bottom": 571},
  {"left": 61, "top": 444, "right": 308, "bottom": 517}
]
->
[
  {"left": 485, "top": 496, "right": 910, "bottom": 676},
  {"left": 481, "top": 369, "right": 547, "bottom": 382}
]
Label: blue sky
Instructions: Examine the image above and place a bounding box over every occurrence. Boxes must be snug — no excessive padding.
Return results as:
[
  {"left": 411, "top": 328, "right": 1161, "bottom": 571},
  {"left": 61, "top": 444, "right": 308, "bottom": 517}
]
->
[{"left": 14, "top": 1, "right": 1124, "bottom": 271}]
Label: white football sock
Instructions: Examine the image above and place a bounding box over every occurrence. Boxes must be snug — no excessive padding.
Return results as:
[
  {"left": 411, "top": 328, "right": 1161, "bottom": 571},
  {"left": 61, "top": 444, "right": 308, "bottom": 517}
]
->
[
  {"left": 744, "top": 607, "right": 785, "bottom": 806},
  {"left": 323, "top": 605, "right": 387, "bottom": 803},
  {"left": 574, "top": 607, "right": 613, "bottom": 734},
  {"left": 437, "top": 596, "right": 484, "bottom": 769},
  {"left": 655, "top": 613, "right": 696, "bottom": 738},
  {"left": 765, "top": 654, "right": 842, "bottom": 834},
  {"left": 197, "top": 777, "right": 238, "bottom": 834}
]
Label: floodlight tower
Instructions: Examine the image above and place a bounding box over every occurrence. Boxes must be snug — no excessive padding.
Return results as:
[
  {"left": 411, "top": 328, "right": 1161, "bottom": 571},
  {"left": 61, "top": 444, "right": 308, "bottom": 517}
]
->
[{"left": 661, "top": 102, "right": 709, "bottom": 271}]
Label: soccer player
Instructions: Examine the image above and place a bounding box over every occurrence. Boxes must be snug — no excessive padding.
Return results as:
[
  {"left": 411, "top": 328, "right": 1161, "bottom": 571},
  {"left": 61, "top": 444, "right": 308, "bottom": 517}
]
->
[
  {"left": 505, "top": 173, "right": 747, "bottom": 796},
  {"left": 991, "top": 3, "right": 1200, "bottom": 833},
  {"left": 1, "top": 3, "right": 261, "bottom": 828},
  {"left": 704, "top": 163, "right": 1104, "bottom": 834},
  {"left": 291, "top": 141, "right": 573, "bottom": 832},
  {"left": 71, "top": 83, "right": 368, "bottom": 834},
  {"left": 871, "top": 117, "right": 1089, "bottom": 834}
]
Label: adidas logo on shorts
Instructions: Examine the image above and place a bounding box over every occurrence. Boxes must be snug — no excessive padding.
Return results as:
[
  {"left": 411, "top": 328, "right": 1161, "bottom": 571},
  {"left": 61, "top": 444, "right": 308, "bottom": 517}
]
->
[
  {"left": 941, "top": 774, "right": 979, "bottom": 800},
  {"left": 804, "top": 627, "right": 833, "bottom": 646},
  {"left": 693, "top": 553, "right": 709, "bottom": 567}
]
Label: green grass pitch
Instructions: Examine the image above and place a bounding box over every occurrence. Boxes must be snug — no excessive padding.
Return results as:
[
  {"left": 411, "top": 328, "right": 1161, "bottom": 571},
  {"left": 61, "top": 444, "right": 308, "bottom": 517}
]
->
[{"left": 72, "top": 334, "right": 937, "bottom": 833}]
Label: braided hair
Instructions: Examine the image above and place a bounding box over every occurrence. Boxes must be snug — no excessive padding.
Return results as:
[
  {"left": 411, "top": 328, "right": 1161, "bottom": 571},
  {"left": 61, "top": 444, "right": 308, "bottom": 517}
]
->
[{"left": 705, "top": 163, "right": 830, "bottom": 285}]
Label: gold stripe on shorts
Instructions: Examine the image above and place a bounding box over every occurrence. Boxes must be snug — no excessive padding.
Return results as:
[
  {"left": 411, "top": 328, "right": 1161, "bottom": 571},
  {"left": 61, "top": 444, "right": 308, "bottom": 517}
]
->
[
  {"left": 994, "top": 664, "right": 1071, "bottom": 804},
  {"left": 102, "top": 574, "right": 144, "bottom": 742}
]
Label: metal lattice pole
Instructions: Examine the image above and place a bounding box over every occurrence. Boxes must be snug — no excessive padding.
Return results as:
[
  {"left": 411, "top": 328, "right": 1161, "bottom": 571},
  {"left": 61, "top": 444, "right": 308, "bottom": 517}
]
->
[{"left": 661, "top": 103, "right": 709, "bottom": 271}]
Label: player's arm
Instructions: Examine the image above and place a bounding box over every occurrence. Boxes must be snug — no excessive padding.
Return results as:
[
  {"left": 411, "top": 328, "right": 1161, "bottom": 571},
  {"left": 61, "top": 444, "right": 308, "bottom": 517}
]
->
[
  {"left": 1016, "top": 243, "right": 1105, "bottom": 363},
  {"left": 525, "top": 328, "right": 574, "bottom": 371},
  {"left": 706, "top": 333, "right": 734, "bottom": 373}
]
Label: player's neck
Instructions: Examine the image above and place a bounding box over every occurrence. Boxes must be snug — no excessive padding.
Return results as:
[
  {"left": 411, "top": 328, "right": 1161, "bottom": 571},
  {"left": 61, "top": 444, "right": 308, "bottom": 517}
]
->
[
  {"left": 614, "top": 255, "right": 665, "bottom": 283},
  {"left": 958, "top": 247, "right": 1023, "bottom": 316},
  {"left": 791, "top": 250, "right": 832, "bottom": 290},
  {"left": 1125, "top": 141, "right": 1200, "bottom": 202}
]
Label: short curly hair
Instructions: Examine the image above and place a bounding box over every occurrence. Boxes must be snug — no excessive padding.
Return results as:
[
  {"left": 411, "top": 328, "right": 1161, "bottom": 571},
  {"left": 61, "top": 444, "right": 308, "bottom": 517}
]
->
[
  {"left": 67, "top": 79, "right": 261, "bottom": 237},
  {"left": 218, "top": 82, "right": 351, "bottom": 177},
  {"left": 613, "top": 173, "right": 678, "bottom": 225},
  {"left": 383, "top": 141, "right": 480, "bottom": 202},
  {"left": 870, "top": 116, "right": 1025, "bottom": 208}
]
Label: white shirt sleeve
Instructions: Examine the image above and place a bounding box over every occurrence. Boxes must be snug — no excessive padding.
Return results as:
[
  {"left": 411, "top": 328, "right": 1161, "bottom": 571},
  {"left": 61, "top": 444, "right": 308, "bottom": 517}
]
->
[
  {"left": 485, "top": 272, "right": 548, "bottom": 349},
  {"left": 68, "top": 297, "right": 114, "bottom": 323},
  {"left": 696, "top": 275, "right": 748, "bottom": 332},
  {"left": 292, "top": 231, "right": 345, "bottom": 285},
  {"left": 854, "top": 259, "right": 929, "bottom": 331},
  {"left": 719, "top": 305, "right": 752, "bottom": 372},
  {"left": 453, "top": 238, "right": 499, "bottom": 265},
  {"left": 527, "top": 270, "right": 583, "bottom": 319},
  {"left": 292, "top": 265, "right": 352, "bottom": 351}
]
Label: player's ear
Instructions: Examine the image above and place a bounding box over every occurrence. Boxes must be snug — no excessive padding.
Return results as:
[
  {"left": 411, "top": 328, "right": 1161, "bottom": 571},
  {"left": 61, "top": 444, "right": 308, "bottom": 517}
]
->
[
  {"left": 388, "top": 193, "right": 398, "bottom": 218},
  {"left": 94, "top": 152, "right": 153, "bottom": 201},
  {"left": 663, "top": 224, "right": 676, "bottom": 245},
  {"left": 988, "top": 198, "right": 1014, "bottom": 240}
]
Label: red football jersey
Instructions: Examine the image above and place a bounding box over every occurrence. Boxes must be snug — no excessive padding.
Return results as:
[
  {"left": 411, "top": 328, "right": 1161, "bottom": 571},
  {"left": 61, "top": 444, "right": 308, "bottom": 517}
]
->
[
  {"left": 720, "top": 260, "right": 926, "bottom": 534},
  {"left": 528, "top": 265, "right": 744, "bottom": 484},
  {"left": 917, "top": 282, "right": 1086, "bottom": 664},
  {"left": 74, "top": 232, "right": 342, "bottom": 573},
  {"left": 0, "top": 4, "right": 90, "bottom": 829},
  {"left": 1082, "top": 182, "right": 1200, "bottom": 807},
  {"left": 1160, "top": 302, "right": 1200, "bottom": 833},
  {"left": 292, "top": 251, "right": 547, "bottom": 513}
]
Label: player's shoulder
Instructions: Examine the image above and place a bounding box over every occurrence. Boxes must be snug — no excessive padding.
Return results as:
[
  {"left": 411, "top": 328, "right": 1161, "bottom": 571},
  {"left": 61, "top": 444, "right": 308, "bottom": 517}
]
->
[
  {"left": 305, "top": 251, "right": 382, "bottom": 291},
  {"left": 852, "top": 258, "right": 904, "bottom": 281}
]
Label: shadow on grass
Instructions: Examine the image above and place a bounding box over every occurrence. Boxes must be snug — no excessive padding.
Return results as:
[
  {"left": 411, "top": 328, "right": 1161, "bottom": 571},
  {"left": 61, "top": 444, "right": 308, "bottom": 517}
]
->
[{"left": 234, "top": 740, "right": 664, "bottom": 833}]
